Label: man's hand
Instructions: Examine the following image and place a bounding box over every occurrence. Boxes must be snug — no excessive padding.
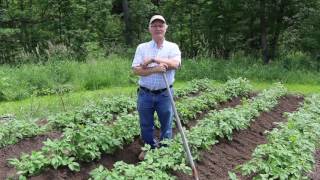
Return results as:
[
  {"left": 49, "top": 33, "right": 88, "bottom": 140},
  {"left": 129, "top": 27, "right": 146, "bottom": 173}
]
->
[
  {"left": 153, "top": 57, "right": 180, "bottom": 70},
  {"left": 133, "top": 62, "right": 168, "bottom": 76},
  {"left": 141, "top": 57, "right": 156, "bottom": 69},
  {"left": 153, "top": 63, "right": 167, "bottom": 73},
  {"left": 141, "top": 57, "right": 179, "bottom": 70}
]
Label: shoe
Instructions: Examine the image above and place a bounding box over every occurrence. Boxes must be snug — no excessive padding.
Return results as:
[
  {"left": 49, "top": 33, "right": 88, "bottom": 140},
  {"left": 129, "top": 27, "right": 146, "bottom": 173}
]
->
[{"left": 138, "top": 151, "right": 146, "bottom": 161}]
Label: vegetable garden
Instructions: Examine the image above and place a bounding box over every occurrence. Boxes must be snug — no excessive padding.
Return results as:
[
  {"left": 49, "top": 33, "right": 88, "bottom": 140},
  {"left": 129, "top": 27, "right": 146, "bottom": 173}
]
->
[{"left": 0, "top": 78, "right": 319, "bottom": 180}]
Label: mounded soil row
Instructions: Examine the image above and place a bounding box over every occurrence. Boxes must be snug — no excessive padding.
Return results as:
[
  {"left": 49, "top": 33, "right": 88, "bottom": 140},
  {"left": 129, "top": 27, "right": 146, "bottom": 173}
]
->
[
  {"left": 3, "top": 95, "right": 245, "bottom": 180},
  {"left": 4, "top": 94, "right": 306, "bottom": 180},
  {"left": 0, "top": 131, "right": 62, "bottom": 179},
  {"left": 309, "top": 149, "right": 320, "bottom": 180},
  {"left": 174, "top": 95, "right": 304, "bottom": 180}
]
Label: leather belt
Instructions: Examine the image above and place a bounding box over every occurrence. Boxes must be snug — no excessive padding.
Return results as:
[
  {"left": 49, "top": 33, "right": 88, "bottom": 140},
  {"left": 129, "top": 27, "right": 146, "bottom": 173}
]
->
[{"left": 139, "top": 85, "right": 172, "bottom": 94}]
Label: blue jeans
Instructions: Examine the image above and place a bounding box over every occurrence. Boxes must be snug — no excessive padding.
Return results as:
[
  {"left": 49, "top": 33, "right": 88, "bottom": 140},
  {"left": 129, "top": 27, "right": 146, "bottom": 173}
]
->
[{"left": 137, "top": 87, "right": 174, "bottom": 149}]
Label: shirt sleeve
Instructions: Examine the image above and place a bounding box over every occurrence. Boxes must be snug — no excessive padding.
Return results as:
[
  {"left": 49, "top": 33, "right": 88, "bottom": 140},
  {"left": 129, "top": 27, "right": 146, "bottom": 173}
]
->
[
  {"left": 132, "top": 44, "right": 143, "bottom": 68},
  {"left": 170, "top": 43, "right": 182, "bottom": 65}
]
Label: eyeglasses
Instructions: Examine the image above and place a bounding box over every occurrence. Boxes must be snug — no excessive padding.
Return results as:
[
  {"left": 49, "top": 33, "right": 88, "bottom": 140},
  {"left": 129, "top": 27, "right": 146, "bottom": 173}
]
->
[{"left": 150, "top": 25, "right": 165, "bottom": 29}]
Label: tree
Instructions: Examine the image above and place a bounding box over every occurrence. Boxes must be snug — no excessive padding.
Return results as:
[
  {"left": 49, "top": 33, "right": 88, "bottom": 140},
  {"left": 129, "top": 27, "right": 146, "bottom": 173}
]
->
[{"left": 122, "top": 0, "right": 132, "bottom": 45}]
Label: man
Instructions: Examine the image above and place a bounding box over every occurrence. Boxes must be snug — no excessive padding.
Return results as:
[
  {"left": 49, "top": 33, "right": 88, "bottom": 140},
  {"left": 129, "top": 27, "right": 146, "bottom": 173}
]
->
[{"left": 131, "top": 15, "right": 181, "bottom": 160}]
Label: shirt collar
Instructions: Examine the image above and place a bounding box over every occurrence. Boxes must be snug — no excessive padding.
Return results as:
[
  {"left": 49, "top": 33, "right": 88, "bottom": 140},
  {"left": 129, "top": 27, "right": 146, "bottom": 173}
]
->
[{"left": 151, "top": 39, "right": 166, "bottom": 49}]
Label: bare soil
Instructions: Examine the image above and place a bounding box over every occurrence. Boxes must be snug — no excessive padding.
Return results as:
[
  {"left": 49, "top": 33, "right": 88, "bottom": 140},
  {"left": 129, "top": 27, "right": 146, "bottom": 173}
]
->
[
  {"left": 0, "top": 131, "right": 62, "bottom": 179},
  {"left": 1, "top": 95, "right": 308, "bottom": 180},
  {"left": 309, "top": 149, "right": 320, "bottom": 180},
  {"left": 25, "top": 96, "right": 245, "bottom": 180},
  {"left": 174, "top": 95, "right": 304, "bottom": 180}
]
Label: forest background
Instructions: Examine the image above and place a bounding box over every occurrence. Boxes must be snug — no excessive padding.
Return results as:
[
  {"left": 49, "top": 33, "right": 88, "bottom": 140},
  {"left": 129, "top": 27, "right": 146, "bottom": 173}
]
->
[{"left": 0, "top": 0, "right": 320, "bottom": 103}]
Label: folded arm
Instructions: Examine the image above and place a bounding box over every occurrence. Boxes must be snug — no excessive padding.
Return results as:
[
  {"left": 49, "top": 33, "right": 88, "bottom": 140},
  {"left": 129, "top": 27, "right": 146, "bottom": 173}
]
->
[
  {"left": 132, "top": 63, "right": 167, "bottom": 76},
  {"left": 142, "top": 57, "right": 180, "bottom": 70}
]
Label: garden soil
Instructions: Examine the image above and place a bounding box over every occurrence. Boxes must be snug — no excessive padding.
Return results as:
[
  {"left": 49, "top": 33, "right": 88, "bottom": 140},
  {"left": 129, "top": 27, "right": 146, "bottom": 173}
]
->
[
  {"left": 309, "top": 149, "right": 320, "bottom": 180},
  {"left": 0, "top": 131, "right": 61, "bottom": 179},
  {"left": 174, "top": 95, "right": 304, "bottom": 180},
  {"left": 0, "top": 95, "right": 308, "bottom": 180},
  {"left": 29, "top": 95, "right": 245, "bottom": 180}
]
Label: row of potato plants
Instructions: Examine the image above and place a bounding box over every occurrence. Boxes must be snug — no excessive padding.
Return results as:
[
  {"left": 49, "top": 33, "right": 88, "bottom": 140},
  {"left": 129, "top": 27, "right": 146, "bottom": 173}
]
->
[
  {"left": 0, "top": 79, "right": 211, "bottom": 148},
  {"left": 9, "top": 78, "right": 250, "bottom": 178},
  {"left": 0, "top": 119, "right": 47, "bottom": 148},
  {"left": 48, "top": 78, "right": 237, "bottom": 131},
  {"left": 0, "top": 96, "right": 135, "bottom": 149},
  {"left": 156, "top": 78, "right": 252, "bottom": 128},
  {"left": 89, "top": 83, "right": 287, "bottom": 180},
  {"left": 47, "top": 96, "right": 136, "bottom": 129},
  {"left": 231, "top": 94, "right": 320, "bottom": 180},
  {"left": 48, "top": 78, "right": 212, "bottom": 129},
  {"left": 174, "top": 78, "right": 212, "bottom": 98},
  {"left": 176, "top": 78, "right": 253, "bottom": 123}
]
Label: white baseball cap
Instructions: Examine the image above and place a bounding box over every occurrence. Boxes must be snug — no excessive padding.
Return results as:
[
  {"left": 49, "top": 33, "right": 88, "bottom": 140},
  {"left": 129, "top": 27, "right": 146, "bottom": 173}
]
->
[{"left": 149, "top": 15, "right": 166, "bottom": 25}]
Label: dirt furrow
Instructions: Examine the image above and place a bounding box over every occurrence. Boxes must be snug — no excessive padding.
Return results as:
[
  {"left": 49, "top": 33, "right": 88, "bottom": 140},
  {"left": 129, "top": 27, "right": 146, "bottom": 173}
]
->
[
  {"left": 0, "top": 131, "right": 62, "bottom": 179},
  {"left": 28, "top": 96, "right": 245, "bottom": 180},
  {"left": 175, "top": 95, "right": 304, "bottom": 180},
  {"left": 309, "top": 149, "right": 320, "bottom": 180}
]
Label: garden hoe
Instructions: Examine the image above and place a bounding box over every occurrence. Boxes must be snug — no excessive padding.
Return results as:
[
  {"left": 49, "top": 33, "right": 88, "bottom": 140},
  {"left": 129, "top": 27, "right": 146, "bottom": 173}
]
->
[{"left": 162, "top": 73, "right": 199, "bottom": 180}]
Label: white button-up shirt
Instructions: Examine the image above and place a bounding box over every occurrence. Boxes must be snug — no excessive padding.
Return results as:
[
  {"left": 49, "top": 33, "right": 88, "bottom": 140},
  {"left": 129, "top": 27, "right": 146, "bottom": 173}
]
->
[{"left": 132, "top": 40, "right": 181, "bottom": 90}]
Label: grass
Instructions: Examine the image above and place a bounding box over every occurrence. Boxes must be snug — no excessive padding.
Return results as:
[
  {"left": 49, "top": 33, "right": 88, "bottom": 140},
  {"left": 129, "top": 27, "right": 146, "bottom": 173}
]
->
[
  {"left": 1, "top": 54, "right": 320, "bottom": 102},
  {"left": 252, "top": 82, "right": 320, "bottom": 95},
  {"left": 0, "top": 56, "right": 134, "bottom": 102},
  {"left": 0, "top": 86, "right": 137, "bottom": 120},
  {"left": 209, "top": 81, "right": 320, "bottom": 95},
  {"left": 0, "top": 80, "right": 319, "bottom": 120},
  {"left": 177, "top": 57, "right": 320, "bottom": 85},
  {"left": 1, "top": 53, "right": 319, "bottom": 118},
  {"left": 0, "top": 81, "right": 190, "bottom": 119}
]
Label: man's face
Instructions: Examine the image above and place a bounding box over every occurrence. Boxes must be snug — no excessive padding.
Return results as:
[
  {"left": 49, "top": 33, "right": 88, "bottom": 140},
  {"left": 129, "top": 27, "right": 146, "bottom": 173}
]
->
[{"left": 149, "top": 20, "right": 167, "bottom": 40}]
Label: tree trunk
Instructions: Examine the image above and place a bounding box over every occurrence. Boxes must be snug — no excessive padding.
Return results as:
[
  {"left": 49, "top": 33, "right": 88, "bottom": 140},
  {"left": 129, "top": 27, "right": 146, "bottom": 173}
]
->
[
  {"left": 269, "top": 25, "right": 280, "bottom": 60},
  {"left": 28, "top": 0, "right": 32, "bottom": 48},
  {"left": 189, "top": 2, "right": 195, "bottom": 57},
  {"left": 152, "top": 0, "right": 161, "bottom": 6},
  {"left": 59, "top": 1, "right": 63, "bottom": 42},
  {"left": 247, "top": 16, "right": 257, "bottom": 55},
  {"left": 270, "top": 0, "right": 285, "bottom": 60},
  {"left": 222, "top": 31, "right": 230, "bottom": 59},
  {"left": 260, "top": 0, "right": 269, "bottom": 64},
  {"left": 84, "top": 0, "right": 89, "bottom": 24},
  {"left": 122, "top": 0, "right": 132, "bottom": 45},
  {"left": 179, "top": 22, "right": 183, "bottom": 49},
  {"left": 20, "top": 0, "right": 27, "bottom": 49}
]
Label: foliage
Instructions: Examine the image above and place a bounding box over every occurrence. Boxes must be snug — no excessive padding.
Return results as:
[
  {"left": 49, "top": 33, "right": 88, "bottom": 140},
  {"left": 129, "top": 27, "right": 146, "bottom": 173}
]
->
[
  {"left": 174, "top": 79, "right": 211, "bottom": 98},
  {"left": 234, "top": 94, "right": 320, "bottom": 179},
  {"left": 48, "top": 95, "right": 135, "bottom": 129},
  {"left": 0, "top": 0, "right": 121, "bottom": 63},
  {"left": 177, "top": 57, "right": 320, "bottom": 84},
  {"left": 0, "top": 119, "right": 45, "bottom": 148},
  {"left": 89, "top": 82, "right": 286, "bottom": 179},
  {"left": 0, "top": 79, "right": 211, "bottom": 147},
  {"left": 8, "top": 78, "right": 250, "bottom": 177},
  {"left": 2, "top": 54, "right": 319, "bottom": 103},
  {"left": 0, "top": 57, "right": 132, "bottom": 102},
  {"left": 1, "top": 0, "right": 320, "bottom": 63},
  {"left": 176, "top": 77, "right": 252, "bottom": 123}
]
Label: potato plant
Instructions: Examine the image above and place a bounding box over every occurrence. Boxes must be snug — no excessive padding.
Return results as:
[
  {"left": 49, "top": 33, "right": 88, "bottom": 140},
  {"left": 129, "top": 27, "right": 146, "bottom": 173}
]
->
[
  {"left": 9, "top": 78, "right": 251, "bottom": 177},
  {"left": 0, "top": 79, "right": 211, "bottom": 148},
  {"left": 232, "top": 94, "right": 320, "bottom": 180},
  {"left": 176, "top": 77, "right": 252, "bottom": 124},
  {"left": 174, "top": 78, "right": 211, "bottom": 98},
  {"left": 88, "top": 84, "right": 286, "bottom": 179},
  {"left": 0, "top": 119, "right": 45, "bottom": 148}
]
